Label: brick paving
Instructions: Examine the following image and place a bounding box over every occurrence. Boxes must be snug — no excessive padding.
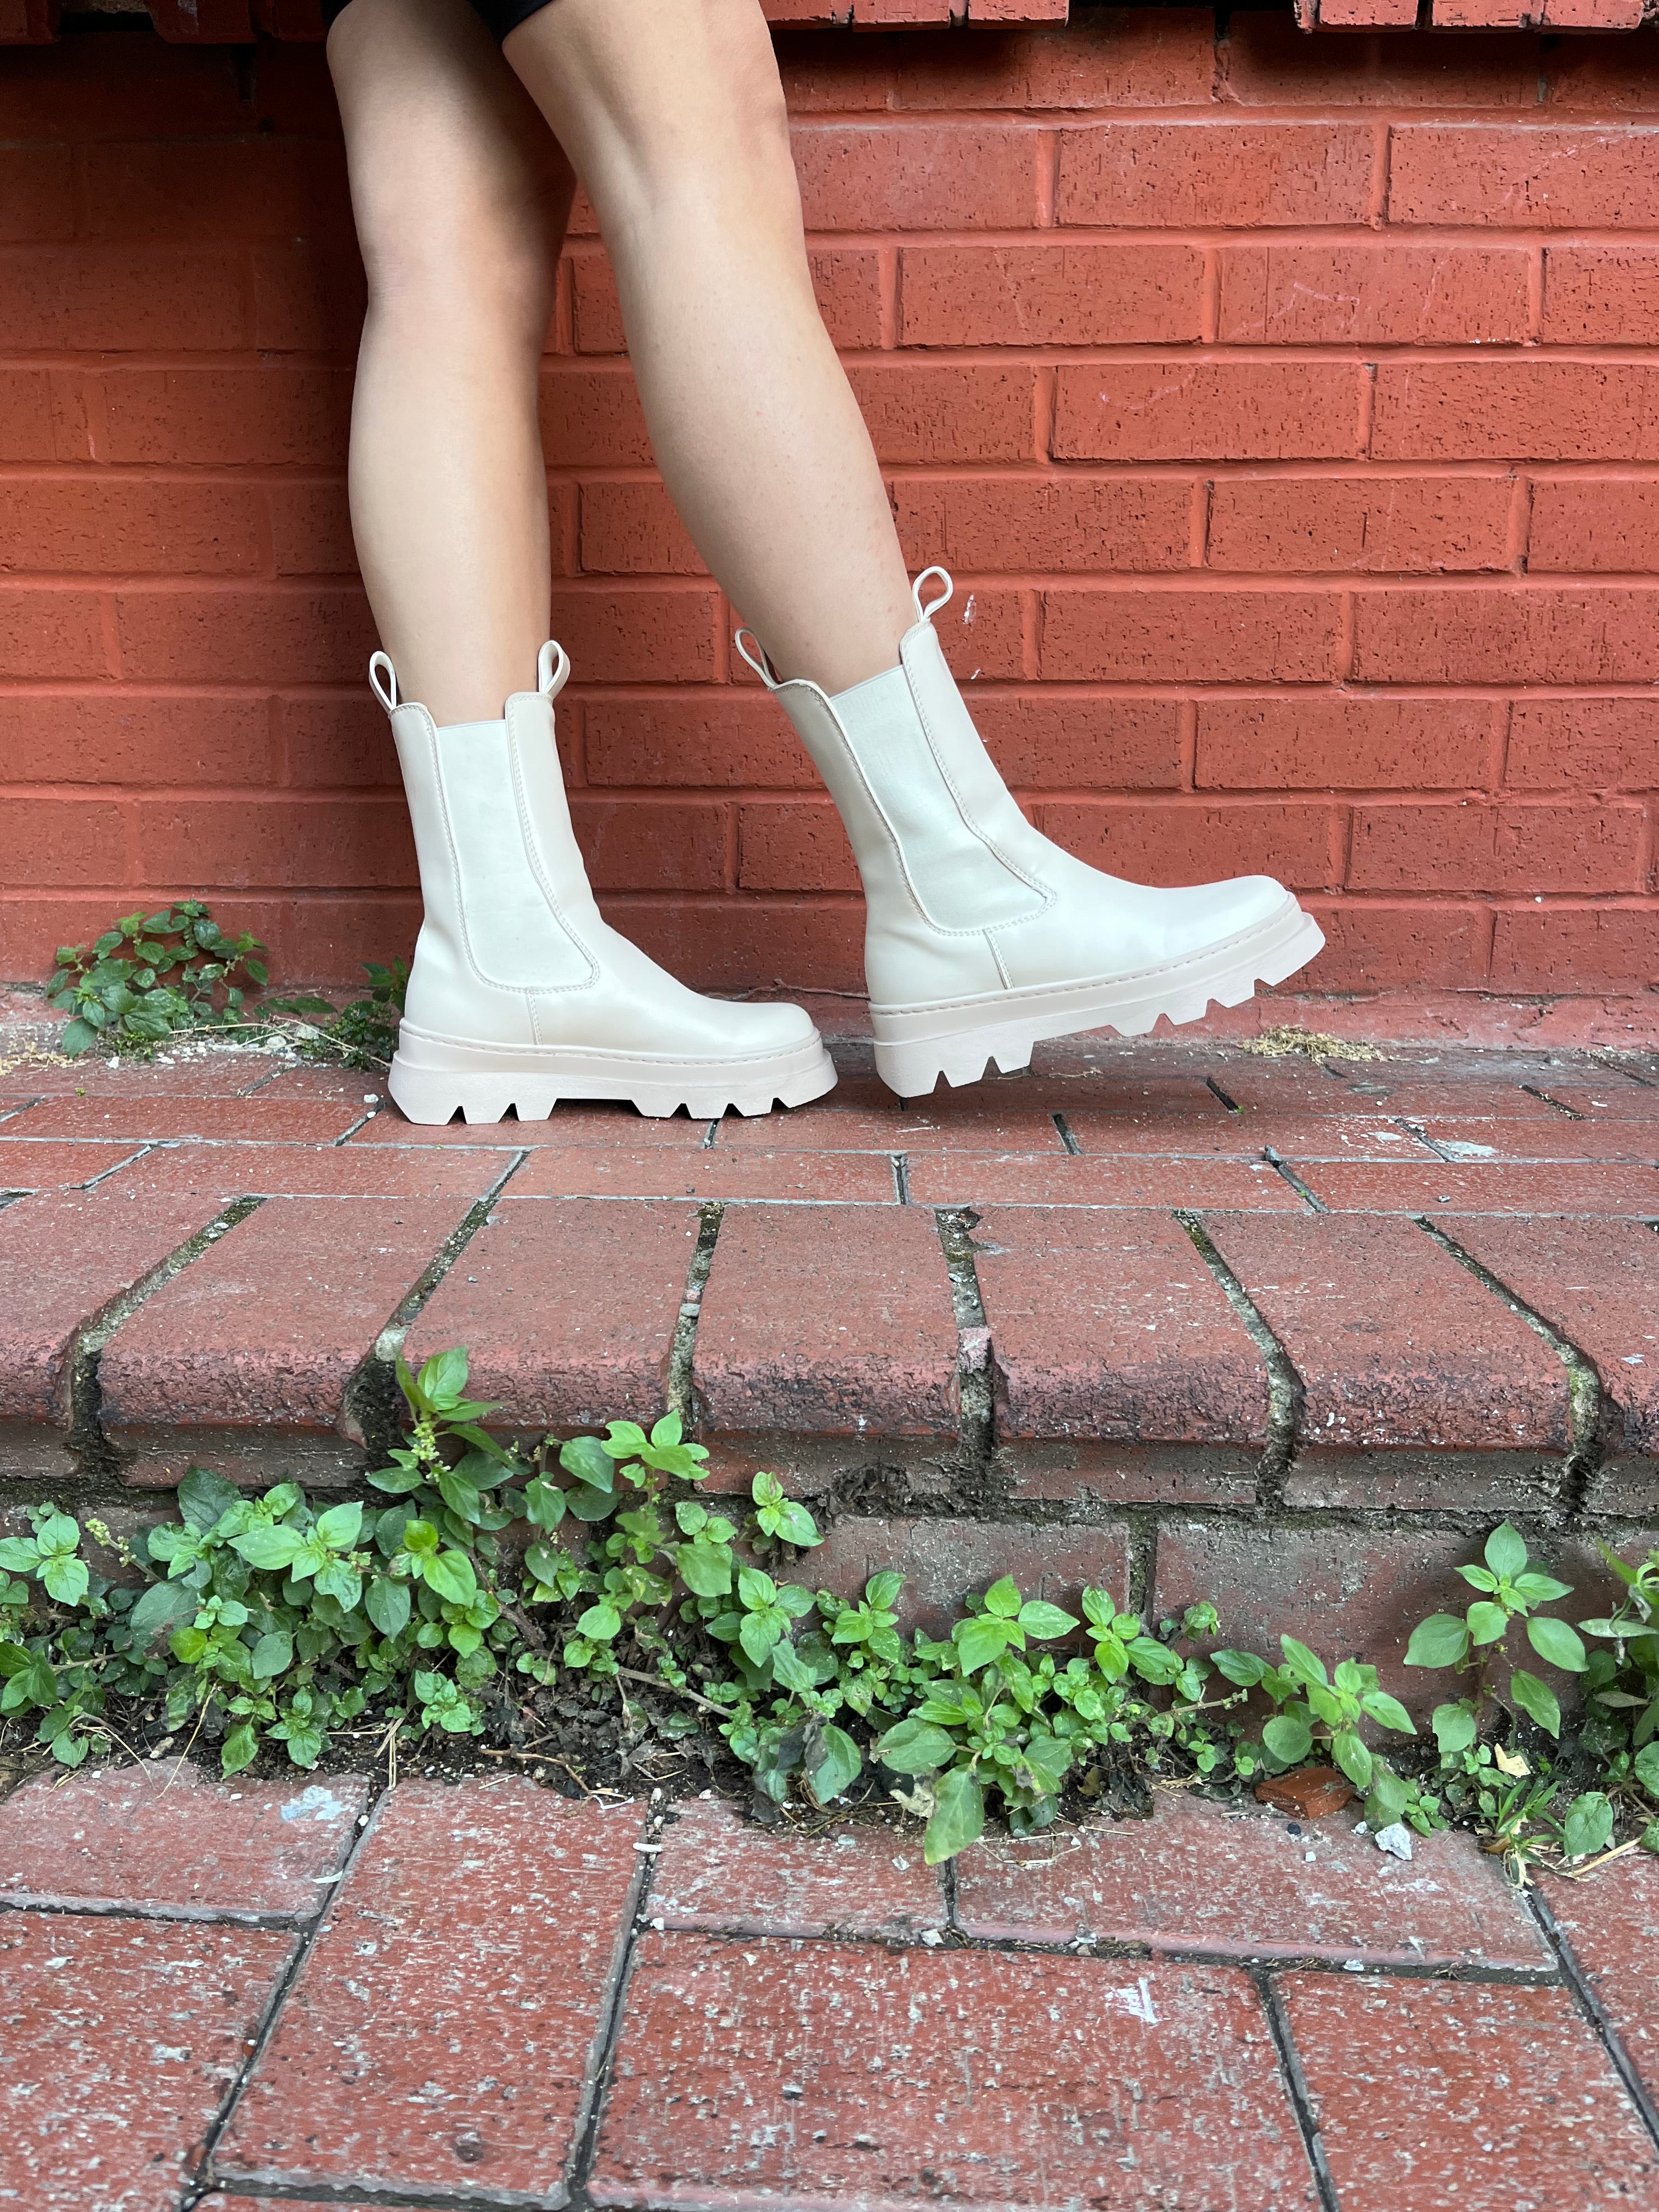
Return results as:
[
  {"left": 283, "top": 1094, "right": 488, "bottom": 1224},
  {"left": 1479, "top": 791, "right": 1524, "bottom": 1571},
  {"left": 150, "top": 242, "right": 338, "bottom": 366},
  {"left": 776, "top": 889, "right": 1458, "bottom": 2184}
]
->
[
  {"left": 4, "top": 1760, "right": 1657, "bottom": 2211},
  {"left": 3, "top": 1036, "right": 1657, "bottom": 1707}
]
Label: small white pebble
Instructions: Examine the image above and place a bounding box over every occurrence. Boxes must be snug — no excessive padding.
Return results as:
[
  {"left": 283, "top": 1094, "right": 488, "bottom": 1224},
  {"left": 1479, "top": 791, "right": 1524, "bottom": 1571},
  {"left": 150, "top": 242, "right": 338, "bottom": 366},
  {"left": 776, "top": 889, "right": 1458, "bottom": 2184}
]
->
[
  {"left": 651, "top": 1916, "right": 665, "bottom": 1931},
  {"left": 1342, "top": 1960, "right": 1365, "bottom": 1973},
  {"left": 919, "top": 1929, "right": 943, "bottom": 1946},
  {"left": 363, "top": 1093, "right": 380, "bottom": 1104}
]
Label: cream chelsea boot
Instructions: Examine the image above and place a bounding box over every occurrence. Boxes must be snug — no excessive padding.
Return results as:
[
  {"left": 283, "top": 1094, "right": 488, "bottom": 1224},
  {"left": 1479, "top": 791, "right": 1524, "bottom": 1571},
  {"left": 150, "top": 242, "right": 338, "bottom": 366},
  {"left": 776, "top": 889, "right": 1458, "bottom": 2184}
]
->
[
  {"left": 740, "top": 569, "right": 1324, "bottom": 1097},
  {"left": 372, "top": 642, "right": 835, "bottom": 1123}
]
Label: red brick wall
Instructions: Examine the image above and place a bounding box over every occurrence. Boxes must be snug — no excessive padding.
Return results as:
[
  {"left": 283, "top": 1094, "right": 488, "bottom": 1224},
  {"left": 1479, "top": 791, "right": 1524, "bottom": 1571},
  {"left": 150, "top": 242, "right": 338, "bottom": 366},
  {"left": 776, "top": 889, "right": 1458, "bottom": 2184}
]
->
[{"left": 3, "top": 10, "right": 1658, "bottom": 998}]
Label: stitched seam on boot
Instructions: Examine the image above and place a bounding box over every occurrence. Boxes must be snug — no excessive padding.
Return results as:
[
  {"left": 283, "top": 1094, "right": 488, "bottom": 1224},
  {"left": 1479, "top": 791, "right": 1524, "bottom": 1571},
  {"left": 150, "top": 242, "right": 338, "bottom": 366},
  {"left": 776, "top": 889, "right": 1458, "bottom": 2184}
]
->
[
  {"left": 408, "top": 703, "right": 533, "bottom": 1012},
  {"left": 798, "top": 678, "right": 1027, "bottom": 946},
  {"left": 904, "top": 634, "right": 1051, "bottom": 924},
  {"left": 504, "top": 694, "right": 600, "bottom": 998},
  {"left": 870, "top": 900, "right": 1312, "bottom": 1017},
  {"left": 787, "top": 679, "right": 972, "bottom": 939}
]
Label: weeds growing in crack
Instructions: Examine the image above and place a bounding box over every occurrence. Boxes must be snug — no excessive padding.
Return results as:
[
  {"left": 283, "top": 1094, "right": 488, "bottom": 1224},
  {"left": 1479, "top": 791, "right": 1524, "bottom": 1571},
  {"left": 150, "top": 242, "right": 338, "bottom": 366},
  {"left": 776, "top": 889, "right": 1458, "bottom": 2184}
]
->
[{"left": 4, "top": 1345, "right": 1659, "bottom": 1880}]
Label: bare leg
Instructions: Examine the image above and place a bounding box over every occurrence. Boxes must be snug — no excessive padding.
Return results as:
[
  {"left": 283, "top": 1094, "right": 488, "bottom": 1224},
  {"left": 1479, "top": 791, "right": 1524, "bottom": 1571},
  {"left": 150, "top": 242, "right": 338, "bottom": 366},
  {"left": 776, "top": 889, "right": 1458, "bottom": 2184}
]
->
[
  {"left": 329, "top": 0, "right": 575, "bottom": 725},
  {"left": 504, "top": 0, "right": 914, "bottom": 695}
]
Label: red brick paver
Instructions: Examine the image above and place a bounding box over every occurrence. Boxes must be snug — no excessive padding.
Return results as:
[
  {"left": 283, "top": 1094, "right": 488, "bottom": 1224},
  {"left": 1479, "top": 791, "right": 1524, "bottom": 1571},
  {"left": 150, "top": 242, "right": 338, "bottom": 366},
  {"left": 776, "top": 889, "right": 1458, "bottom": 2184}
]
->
[
  {"left": 1294, "top": 1159, "right": 1659, "bottom": 1215},
  {"left": 104, "top": 1138, "right": 520, "bottom": 1200},
  {"left": 99, "top": 1193, "right": 475, "bottom": 1488},
  {"left": 1282, "top": 1974, "right": 1659, "bottom": 2209},
  {"left": 508, "top": 1144, "right": 899, "bottom": 1202},
  {"left": 0, "top": 1139, "right": 147, "bottom": 1189},
  {"left": 904, "top": 1152, "right": 1301, "bottom": 1207},
  {"left": 216, "top": 1779, "right": 646, "bottom": 2204},
  {"left": 955, "top": 1793, "right": 1547, "bottom": 1967},
  {"left": 404, "top": 1196, "right": 700, "bottom": 1430},
  {"left": 590, "top": 1933, "right": 1320, "bottom": 2210},
  {"left": 1545, "top": 1856, "right": 1659, "bottom": 2112},
  {"left": 0, "top": 1762, "right": 367, "bottom": 1922},
  {"left": 653, "top": 1799, "right": 947, "bottom": 1938},
  {"left": 1432, "top": 1216, "right": 1659, "bottom": 1508},
  {"left": 0, "top": 1183, "right": 218, "bottom": 1472},
  {"left": 7, "top": 1095, "right": 366, "bottom": 1145},
  {"left": 975, "top": 1206, "right": 1268, "bottom": 1446},
  {"left": 1202, "top": 1211, "right": 1571, "bottom": 1502},
  {"left": 3, "top": 1912, "right": 297, "bottom": 2212},
  {"left": 694, "top": 1203, "right": 960, "bottom": 1439}
]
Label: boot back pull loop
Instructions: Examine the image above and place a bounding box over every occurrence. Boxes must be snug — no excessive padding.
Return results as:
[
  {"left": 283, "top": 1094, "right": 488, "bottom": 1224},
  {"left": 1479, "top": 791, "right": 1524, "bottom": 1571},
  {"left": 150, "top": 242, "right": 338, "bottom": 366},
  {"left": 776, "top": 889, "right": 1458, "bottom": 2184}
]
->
[
  {"left": 913, "top": 567, "right": 953, "bottom": 624},
  {"left": 369, "top": 651, "right": 399, "bottom": 714},
  {"left": 538, "top": 640, "right": 572, "bottom": 702},
  {"left": 733, "top": 628, "right": 783, "bottom": 692}
]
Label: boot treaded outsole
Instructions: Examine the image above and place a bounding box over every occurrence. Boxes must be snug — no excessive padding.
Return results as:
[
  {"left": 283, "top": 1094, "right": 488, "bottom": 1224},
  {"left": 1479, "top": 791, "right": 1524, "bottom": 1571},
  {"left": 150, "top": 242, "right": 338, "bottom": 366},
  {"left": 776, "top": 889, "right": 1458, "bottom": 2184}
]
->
[
  {"left": 387, "top": 1028, "right": 837, "bottom": 1125},
  {"left": 871, "top": 905, "right": 1325, "bottom": 1097}
]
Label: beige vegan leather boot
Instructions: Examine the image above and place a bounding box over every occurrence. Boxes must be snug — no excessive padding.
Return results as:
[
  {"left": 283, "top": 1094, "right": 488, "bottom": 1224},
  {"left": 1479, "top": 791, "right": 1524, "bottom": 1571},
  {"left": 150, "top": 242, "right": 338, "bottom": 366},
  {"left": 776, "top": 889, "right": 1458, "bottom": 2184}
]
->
[
  {"left": 740, "top": 569, "right": 1323, "bottom": 1097},
  {"left": 372, "top": 642, "right": 836, "bottom": 1122}
]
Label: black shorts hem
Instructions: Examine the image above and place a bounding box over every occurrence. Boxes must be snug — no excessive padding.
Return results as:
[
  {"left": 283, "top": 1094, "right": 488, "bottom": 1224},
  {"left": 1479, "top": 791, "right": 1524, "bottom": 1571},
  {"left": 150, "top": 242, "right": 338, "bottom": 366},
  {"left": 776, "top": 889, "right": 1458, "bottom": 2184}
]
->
[{"left": 321, "top": 0, "right": 556, "bottom": 37}]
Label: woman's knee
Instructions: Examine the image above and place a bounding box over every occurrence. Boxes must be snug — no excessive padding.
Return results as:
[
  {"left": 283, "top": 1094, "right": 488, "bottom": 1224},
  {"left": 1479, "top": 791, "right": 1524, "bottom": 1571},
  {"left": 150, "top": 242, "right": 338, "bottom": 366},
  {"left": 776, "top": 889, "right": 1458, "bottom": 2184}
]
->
[
  {"left": 334, "top": 0, "right": 568, "bottom": 338},
  {"left": 354, "top": 160, "right": 561, "bottom": 342}
]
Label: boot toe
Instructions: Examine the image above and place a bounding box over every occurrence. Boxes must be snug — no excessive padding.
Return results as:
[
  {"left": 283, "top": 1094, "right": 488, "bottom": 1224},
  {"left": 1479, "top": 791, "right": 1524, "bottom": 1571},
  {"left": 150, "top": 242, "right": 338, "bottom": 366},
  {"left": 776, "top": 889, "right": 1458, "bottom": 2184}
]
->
[{"left": 722, "top": 996, "right": 822, "bottom": 1056}]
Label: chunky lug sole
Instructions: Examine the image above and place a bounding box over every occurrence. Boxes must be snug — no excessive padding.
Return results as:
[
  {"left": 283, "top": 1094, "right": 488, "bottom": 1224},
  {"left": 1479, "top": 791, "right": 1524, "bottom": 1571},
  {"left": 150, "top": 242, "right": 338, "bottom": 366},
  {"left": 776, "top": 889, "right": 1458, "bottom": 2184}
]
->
[
  {"left": 872, "top": 899, "right": 1325, "bottom": 1097},
  {"left": 388, "top": 1023, "right": 837, "bottom": 1124}
]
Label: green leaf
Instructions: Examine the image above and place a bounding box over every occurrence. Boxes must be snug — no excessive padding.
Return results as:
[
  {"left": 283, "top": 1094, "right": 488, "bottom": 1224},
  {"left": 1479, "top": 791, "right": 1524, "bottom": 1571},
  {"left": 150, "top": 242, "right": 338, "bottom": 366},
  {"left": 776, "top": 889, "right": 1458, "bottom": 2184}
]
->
[
  {"left": 983, "top": 1577, "right": 1023, "bottom": 1619},
  {"left": 578, "top": 1600, "right": 622, "bottom": 1642},
  {"left": 250, "top": 1630, "right": 294, "bottom": 1680},
  {"left": 1485, "top": 1521, "right": 1528, "bottom": 1582},
  {"left": 59, "top": 1018, "right": 99, "bottom": 1056},
  {"left": 1331, "top": 1728, "right": 1373, "bottom": 1791},
  {"left": 1278, "top": 1637, "right": 1329, "bottom": 1688},
  {"left": 1358, "top": 1691, "right": 1416, "bottom": 1736},
  {"left": 875, "top": 1717, "right": 957, "bottom": 1775},
  {"left": 1126, "top": 1636, "right": 1182, "bottom": 1687},
  {"left": 128, "top": 1579, "right": 196, "bottom": 1643},
  {"left": 675, "top": 1540, "right": 733, "bottom": 1599},
  {"left": 1017, "top": 1601, "right": 1080, "bottom": 1641},
  {"left": 805, "top": 1722, "right": 861, "bottom": 1805},
  {"left": 231, "top": 1525, "right": 304, "bottom": 1572},
  {"left": 221, "top": 1723, "right": 259, "bottom": 1777},
  {"left": 565, "top": 1485, "right": 618, "bottom": 1523},
  {"left": 1406, "top": 1613, "right": 1471, "bottom": 1668},
  {"left": 434, "top": 1465, "right": 482, "bottom": 1525},
  {"left": 865, "top": 1572, "right": 904, "bottom": 1614},
  {"left": 954, "top": 1615, "right": 1015, "bottom": 1674},
  {"left": 1509, "top": 1668, "right": 1561, "bottom": 1739},
  {"left": 769, "top": 1500, "right": 822, "bottom": 1549},
  {"left": 560, "top": 1436, "right": 616, "bottom": 1494},
  {"left": 1562, "top": 1791, "right": 1615, "bottom": 1861},
  {"left": 737, "top": 1567, "right": 777, "bottom": 1611},
  {"left": 1515, "top": 1572, "right": 1573, "bottom": 1606},
  {"left": 422, "top": 1549, "right": 477, "bottom": 1607},
  {"left": 41, "top": 1555, "right": 89, "bottom": 1607},
  {"left": 923, "top": 1765, "right": 984, "bottom": 1865},
  {"left": 1262, "top": 1711, "right": 1314, "bottom": 1765},
  {"left": 1432, "top": 1703, "right": 1479, "bottom": 1759},
  {"left": 0, "top": 1538, "right": 38, "bottom": 1572},
  {"left": 738, "top": 1610, "right": 782, "bottom": 1666},
  {"left": 1467, "top": 1602, "right": 1510, "bottom": 1647},
  {"left": 365, "top": 1577, "right": 411, "bottom": 1638},
  {"left": 524, "top": 1477, "right": 567, "bottom": 1531},
  {"left": 417, "top": 1347, "right": 469, "bottom": 1408},
  {"left": 178, "top": 1466, "right": 241, "bottom": 1534},
  {"left": 1634, "top": 1741, "right": 1659, "bottom": 1800},
  {"left": 1526, "top": 1616, "right": 1587, "bottom": 1674},
  {"left": 313, "top": 1501, "right": 363, "bottom": 1551},
  {"left": 769, "top": 1638, "right": 815, "bottom": 1694}
]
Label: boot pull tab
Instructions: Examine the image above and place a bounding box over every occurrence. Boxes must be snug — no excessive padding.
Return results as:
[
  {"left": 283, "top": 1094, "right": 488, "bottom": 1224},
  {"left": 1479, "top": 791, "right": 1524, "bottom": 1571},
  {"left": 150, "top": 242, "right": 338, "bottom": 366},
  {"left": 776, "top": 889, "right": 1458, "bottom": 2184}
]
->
[
  {"left": 538, "top": 640, "right": 572, "bottom": 702},
  {"left": 368, "top": 651, "right": 399, "bottom": 715},
  {"left": 913, "top": 567, "right": 953, "bottom": 624},
  {"left": 733, "top": 628, "right": 783, "bottom": 692}
]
